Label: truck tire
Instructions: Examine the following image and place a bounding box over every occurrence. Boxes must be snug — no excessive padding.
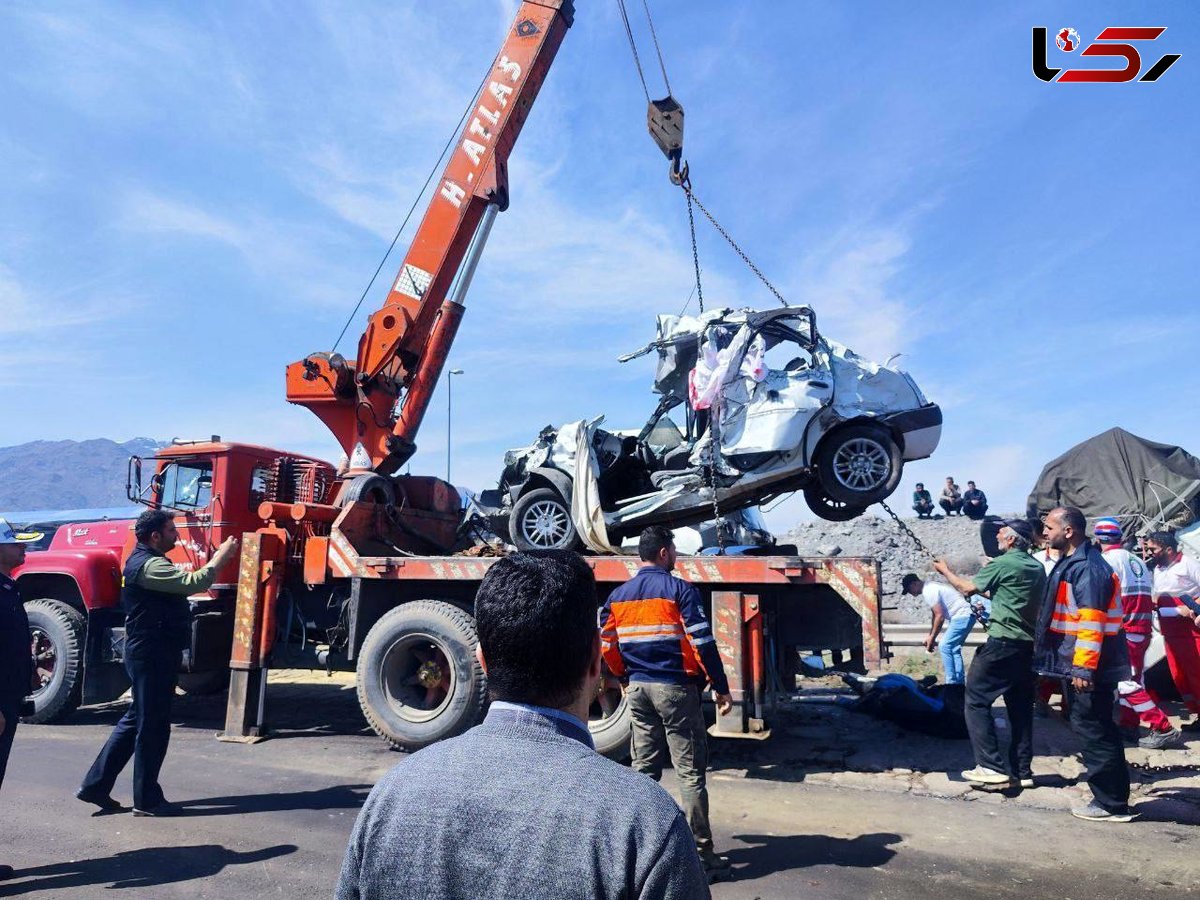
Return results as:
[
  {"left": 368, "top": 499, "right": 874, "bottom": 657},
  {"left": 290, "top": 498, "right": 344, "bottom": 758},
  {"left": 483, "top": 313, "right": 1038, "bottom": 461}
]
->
[
  {"left": 589, "top": 675, "right": 632, "bottom": 761},
  {"left": 815, "top": 423, "right": 903, "bottom": 506},
  {"left": 178, "top": 670, "right": 231, "bottom": 696},
  {"left": 24, "top": 599, "right": 86, "bottom": 724},
  {"left": 510, "top": 487, "right": 579, "bottom": 551},
  {"left": 356, "top": 600, "right": 487, "bottom": 752}
]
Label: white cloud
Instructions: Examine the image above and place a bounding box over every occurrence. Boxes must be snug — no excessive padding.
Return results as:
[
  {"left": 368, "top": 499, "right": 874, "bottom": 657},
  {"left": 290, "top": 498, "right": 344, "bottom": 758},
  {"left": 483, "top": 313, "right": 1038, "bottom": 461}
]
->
[{"left": 0, "top": 264, "right": 134, "bottom": 336}]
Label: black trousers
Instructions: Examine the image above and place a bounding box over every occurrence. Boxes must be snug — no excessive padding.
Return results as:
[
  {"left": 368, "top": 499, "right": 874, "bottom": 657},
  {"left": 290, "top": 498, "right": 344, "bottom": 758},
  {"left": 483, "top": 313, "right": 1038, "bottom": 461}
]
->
[
  {"left": 1066, "top": 682, "right": 1130, "bottom": 811},
  {"left": 965, "top": 638, "right": 1034, "bottom": 778},
  {"left": 0, "top": 699, "right": 18, "bottom": 791},
  {"left": 80, "top": 647, "right": 178, "bottom": 809},
  {"left": 964, "top": 504, "right": 988, "bottom": 520}
]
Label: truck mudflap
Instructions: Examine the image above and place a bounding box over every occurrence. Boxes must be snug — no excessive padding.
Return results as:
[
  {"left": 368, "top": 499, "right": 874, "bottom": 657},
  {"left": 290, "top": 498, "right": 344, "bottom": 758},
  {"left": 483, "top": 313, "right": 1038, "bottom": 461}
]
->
[{"left": 82, "top": 608, "right": 130, "bottom": 706}]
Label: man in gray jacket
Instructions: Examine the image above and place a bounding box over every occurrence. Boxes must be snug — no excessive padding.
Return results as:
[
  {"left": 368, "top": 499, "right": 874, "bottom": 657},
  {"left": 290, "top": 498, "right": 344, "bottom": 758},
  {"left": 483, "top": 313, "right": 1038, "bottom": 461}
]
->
[{"left": 335, "top": 551, "right": 710, "bottom": 900}]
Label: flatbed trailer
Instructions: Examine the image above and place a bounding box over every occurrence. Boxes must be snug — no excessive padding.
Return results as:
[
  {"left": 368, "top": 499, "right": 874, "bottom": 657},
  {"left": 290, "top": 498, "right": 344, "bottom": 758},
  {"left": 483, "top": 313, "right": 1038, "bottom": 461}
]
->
[{"left": 223, "top": 511, "right": 885, "bottom": 757}]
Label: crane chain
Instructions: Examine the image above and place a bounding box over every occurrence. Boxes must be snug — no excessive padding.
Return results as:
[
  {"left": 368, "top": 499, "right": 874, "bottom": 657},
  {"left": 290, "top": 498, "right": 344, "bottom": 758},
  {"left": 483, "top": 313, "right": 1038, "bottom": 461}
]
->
[
  {"left": 685, "top": 190, "right": 704, "bottom": 313},
  {"left": 682, "top": 185, "right": 789, "bottom": 309},
  {"left": 878, "top": 499, "right": 933, "bottom": 560},
  {"left": 1127, "top": 759, "right": 1200, "bottom": 775}
]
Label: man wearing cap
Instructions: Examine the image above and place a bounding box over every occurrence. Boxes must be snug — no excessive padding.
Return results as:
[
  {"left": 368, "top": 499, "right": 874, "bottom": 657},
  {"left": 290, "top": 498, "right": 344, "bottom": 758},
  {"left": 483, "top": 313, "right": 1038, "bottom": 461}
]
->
[
  {"left": 935, "top": 518, "right": 1046, "bottom": 790},
  {"left": 1036, "top": 507, "right": 1133, "bottom": 822},
  {"left": 902, "top": 573, "right": 976, "bottom": 685},
  {"left": 1094, "top": 519, "right": 1183, "bottom": 750},
  {"left": 0, "top": 520, "right": 41, "bottom": 880}
]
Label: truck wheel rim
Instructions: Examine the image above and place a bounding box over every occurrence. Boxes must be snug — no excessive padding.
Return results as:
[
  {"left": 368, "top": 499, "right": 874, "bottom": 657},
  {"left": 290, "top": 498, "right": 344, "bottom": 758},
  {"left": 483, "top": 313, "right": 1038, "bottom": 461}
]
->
[
  {"left": 832, "top": 437, "right": 891, "bottom": 492},
  {"left": 521, "top": 500, "right": 570, "bottom": 548},
  {"left": 29, "top": 627, "right": 55, "bottom": 694},
  {"left": 380, "top": 632, "right": 457, "bottom": 724}
]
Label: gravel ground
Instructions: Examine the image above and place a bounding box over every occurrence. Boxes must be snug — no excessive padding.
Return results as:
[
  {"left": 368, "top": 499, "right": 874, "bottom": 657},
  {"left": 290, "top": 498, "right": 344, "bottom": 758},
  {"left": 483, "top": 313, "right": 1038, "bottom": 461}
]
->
[{"left": 783, "top": 512, "right": 1013, "bottom": 622}]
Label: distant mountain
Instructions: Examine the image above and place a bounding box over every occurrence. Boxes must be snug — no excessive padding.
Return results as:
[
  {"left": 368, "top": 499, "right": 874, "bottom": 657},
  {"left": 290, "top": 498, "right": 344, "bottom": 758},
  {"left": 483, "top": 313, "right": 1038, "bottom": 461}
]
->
[{"left": 0, "top": 438, "right": 164, "bottom": 511}]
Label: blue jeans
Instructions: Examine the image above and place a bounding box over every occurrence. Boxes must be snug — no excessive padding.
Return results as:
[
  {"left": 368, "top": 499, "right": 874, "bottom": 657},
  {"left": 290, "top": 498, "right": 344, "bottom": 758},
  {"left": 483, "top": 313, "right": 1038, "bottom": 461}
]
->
[{"left": 940, "top": 614, "right": 976, "bottom": 684}]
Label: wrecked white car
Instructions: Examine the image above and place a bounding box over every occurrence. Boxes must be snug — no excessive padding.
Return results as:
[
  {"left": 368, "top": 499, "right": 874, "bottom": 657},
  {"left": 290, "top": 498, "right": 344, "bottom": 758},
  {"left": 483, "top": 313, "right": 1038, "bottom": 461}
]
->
[{"left": 486, "top": 306, "right": 941, "bottom": 551}]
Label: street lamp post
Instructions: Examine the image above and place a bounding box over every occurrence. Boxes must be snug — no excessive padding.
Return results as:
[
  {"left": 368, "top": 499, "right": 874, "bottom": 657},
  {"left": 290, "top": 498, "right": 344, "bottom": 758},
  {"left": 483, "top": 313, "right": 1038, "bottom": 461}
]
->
[{"left": 447, "top": 368, "right": 464, "bottom": 483}]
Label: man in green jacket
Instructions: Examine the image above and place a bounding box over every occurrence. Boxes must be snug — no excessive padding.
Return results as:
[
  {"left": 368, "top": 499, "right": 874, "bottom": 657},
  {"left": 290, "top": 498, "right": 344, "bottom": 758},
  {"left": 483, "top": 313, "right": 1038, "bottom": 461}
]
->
[
  {"left": 935, "top": 519, "right": 1046, "bottom": 790},
  {"left": 77, "top": 509, "right": 238, "bottom": 815}
]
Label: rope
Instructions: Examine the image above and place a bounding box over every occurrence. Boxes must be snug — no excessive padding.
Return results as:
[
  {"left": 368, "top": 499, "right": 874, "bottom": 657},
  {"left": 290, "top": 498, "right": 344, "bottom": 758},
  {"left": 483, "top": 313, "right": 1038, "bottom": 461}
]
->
[
  {"left": 331, "top": 68, "right": 491, "bottom": 353},
  {"left": 640, "top": 0, "right": 672, "bottom": 95},
  {"left": 615, "top": 0, "right": 651, "bottom": 103}
]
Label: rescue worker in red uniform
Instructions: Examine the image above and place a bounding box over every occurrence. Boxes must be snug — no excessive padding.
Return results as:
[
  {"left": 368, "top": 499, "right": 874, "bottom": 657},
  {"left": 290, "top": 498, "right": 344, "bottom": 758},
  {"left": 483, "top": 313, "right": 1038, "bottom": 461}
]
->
[
  {"left": 1144, "top": 530, "right": 1200, "bottom": 732},
  {"left": 1094, "top": 519, "right": 1183, "bottom": 749}
]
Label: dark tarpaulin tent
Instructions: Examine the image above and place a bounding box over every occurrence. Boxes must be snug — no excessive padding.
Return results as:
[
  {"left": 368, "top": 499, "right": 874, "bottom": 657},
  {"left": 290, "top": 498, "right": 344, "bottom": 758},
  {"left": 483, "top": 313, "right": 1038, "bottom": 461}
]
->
[{"left": 1026, "top": 427, "right": 1200, "bottom": 530}]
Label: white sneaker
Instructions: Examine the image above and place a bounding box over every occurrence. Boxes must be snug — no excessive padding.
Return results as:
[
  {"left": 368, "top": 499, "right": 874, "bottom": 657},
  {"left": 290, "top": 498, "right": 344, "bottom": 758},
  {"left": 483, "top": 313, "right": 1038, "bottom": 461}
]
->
[{"left": 961, "top": 766, "right": 1011, "bottom": 785}]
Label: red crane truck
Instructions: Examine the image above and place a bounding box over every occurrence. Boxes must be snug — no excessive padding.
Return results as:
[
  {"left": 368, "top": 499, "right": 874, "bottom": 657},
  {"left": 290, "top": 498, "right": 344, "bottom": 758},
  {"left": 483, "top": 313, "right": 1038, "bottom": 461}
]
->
[{"left": 15, "top": 0, "right": 886, "bottom": 758}]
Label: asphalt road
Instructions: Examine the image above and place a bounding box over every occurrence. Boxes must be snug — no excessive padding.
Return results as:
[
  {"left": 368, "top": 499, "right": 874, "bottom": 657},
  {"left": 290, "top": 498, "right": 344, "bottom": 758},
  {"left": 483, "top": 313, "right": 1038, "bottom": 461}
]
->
[{"left": 0, "top": 679, "right": 1197, "bottom": 898}]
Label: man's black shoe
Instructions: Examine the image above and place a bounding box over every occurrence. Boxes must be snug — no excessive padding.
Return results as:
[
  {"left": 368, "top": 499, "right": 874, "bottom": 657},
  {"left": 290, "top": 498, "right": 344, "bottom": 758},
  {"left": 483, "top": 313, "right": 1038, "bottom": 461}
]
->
[
  {"left": 132, "top": 802, "right": 177, "bottom": 817},
  {"left": 75, "top": 788, "right": 124, "bottom": 811},
  {"left": 1180, "top": 720, "right": 1200, "bottom": 734}
]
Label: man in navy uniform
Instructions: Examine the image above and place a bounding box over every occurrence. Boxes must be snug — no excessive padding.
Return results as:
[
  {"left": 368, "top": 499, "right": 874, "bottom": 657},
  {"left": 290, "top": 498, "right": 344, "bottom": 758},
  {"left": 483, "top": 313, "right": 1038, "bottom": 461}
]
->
[
  {"left": 0, "top": 519, "right": 41, "bottom": 879},
  {"left": 77, "top": 509, "right": 238, "bottom": 816}
]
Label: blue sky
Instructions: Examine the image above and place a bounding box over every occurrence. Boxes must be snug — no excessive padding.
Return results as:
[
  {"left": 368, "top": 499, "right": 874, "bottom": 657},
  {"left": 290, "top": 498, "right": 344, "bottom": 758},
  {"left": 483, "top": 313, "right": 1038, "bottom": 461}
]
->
[{"left": 2, "top": 2, "right": 1197, "bottom": 531}]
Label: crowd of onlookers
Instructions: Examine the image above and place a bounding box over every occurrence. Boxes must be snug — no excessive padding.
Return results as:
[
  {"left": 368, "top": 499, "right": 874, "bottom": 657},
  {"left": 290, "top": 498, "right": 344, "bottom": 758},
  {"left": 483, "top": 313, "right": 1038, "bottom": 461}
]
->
[
  {"left": 912, "top": 476, "right": 988, "bottom": 519},
  {"left": 905, "top": 510, "right": 1200, "bottom": 825}
]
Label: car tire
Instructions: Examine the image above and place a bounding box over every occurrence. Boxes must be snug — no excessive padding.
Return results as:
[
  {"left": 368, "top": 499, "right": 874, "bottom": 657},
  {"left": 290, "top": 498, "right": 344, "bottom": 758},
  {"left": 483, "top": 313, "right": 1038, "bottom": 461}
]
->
[
  {"left": 178, "top": 670, "right": 231, "bottom": 696},
  {"left": 510, "top": 487, "right": 580, "bottom": 551},
  {"left": 356, "top": 600, "right": 488, "bottom": 752},
  {"left": 589, "top": 674, "right": 632, "bottom": 761},
  {"left": 24, "top": 599, "right": 86, "bottom": 724},
  {"left": 803, "top": 484, "right": 868, "bottom": 522},
  {"left": 815, "top": 423, "right": 903, "bottom": 506}
]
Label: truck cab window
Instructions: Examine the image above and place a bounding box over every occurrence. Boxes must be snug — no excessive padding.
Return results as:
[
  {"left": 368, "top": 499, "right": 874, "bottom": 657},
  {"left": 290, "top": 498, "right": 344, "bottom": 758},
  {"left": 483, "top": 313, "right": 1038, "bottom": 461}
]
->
[{"left": 159, "top": 462, "right": 213, "bottom": 510}]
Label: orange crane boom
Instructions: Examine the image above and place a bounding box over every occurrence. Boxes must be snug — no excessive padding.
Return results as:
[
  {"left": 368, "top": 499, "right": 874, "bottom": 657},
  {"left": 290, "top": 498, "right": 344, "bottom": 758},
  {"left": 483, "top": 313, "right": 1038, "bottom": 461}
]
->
[{"left": 285, "top": 0, "right": 574, "bottom": 480}]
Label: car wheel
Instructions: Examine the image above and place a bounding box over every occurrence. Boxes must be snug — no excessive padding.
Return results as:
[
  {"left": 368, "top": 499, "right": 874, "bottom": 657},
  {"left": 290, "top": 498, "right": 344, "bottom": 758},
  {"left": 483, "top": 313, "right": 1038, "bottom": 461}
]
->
[
  {"left": 510, "top": 487, "right": 580, "bottom": 551},
  {"left": 24, "top": 599, "right": 86, "bottom": 724},
  {"left": 803, "top": 484, "right": 868, "bottom": 522},
  {"left": 356, "top": 600, "right": 488, "bottom": 751},
  {"left": 816, "top": 424, "right": 902, "bottom": 505}
]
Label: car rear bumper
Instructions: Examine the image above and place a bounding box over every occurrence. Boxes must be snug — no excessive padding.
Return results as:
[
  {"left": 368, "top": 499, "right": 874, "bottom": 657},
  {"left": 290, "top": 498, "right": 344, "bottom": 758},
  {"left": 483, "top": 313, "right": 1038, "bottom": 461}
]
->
[{"left": 882, "top": 403, "right": 943, "bottom": 461}]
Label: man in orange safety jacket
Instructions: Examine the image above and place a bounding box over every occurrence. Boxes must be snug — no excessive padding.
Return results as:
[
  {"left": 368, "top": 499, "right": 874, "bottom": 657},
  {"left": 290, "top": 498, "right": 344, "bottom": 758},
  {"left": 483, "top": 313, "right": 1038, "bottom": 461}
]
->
[{"left": 1035, "top": 507, "right": 1133, "bottom": 822}]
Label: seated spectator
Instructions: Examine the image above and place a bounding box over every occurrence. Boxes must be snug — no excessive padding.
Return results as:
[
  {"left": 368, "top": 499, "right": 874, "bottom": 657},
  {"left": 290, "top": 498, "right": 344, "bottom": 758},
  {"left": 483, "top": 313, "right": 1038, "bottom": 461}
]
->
[
  {"left": 962, "top": 481, "right": 988, "bottom": 520},
  {"left": 336, "top": 552, "right": 709, "bottom": 900},
  {"left": 912, "top": 483, "right": 934, "bottom": 519},
  {"left": 903, "top": 573, "right": 977, "bottom": 685},
  {"left": 939, "top": 477, "right": 963, "bottom": 516}
]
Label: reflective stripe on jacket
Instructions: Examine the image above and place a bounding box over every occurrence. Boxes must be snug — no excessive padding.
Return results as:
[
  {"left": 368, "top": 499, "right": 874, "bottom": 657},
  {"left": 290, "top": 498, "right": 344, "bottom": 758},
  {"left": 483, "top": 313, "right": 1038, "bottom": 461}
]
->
[
  {"left": 1102, "top": 547, "right": 1154, "bottom": 635},
  {"left": 1034, "top": 541, "right": 1130, "bottom": 683},
  {"left": 599, "top": 566, "right": 730, "bottom": 695}
]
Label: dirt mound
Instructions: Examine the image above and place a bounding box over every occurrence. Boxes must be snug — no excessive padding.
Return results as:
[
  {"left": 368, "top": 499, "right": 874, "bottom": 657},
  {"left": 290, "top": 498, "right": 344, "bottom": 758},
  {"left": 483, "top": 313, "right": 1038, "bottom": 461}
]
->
[{"left": 783, "top": 513, "right": 1012, "bottom": 623}]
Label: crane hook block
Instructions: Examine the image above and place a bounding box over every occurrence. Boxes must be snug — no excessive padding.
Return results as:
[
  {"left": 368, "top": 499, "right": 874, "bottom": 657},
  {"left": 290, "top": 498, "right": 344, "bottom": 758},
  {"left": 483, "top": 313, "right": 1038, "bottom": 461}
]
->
[{"left": 647, "top": 96, "right": 684, "bottom": 161}]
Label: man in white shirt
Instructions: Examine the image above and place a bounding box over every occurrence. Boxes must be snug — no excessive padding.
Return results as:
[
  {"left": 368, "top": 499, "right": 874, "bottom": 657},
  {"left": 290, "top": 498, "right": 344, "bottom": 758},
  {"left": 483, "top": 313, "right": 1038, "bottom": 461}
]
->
[
  {"left": 903, "top": 573, "right": 977, "bottom": 685},
  {"left": 1144, "top": 530, "right": 1200, "bottom": 733}
]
